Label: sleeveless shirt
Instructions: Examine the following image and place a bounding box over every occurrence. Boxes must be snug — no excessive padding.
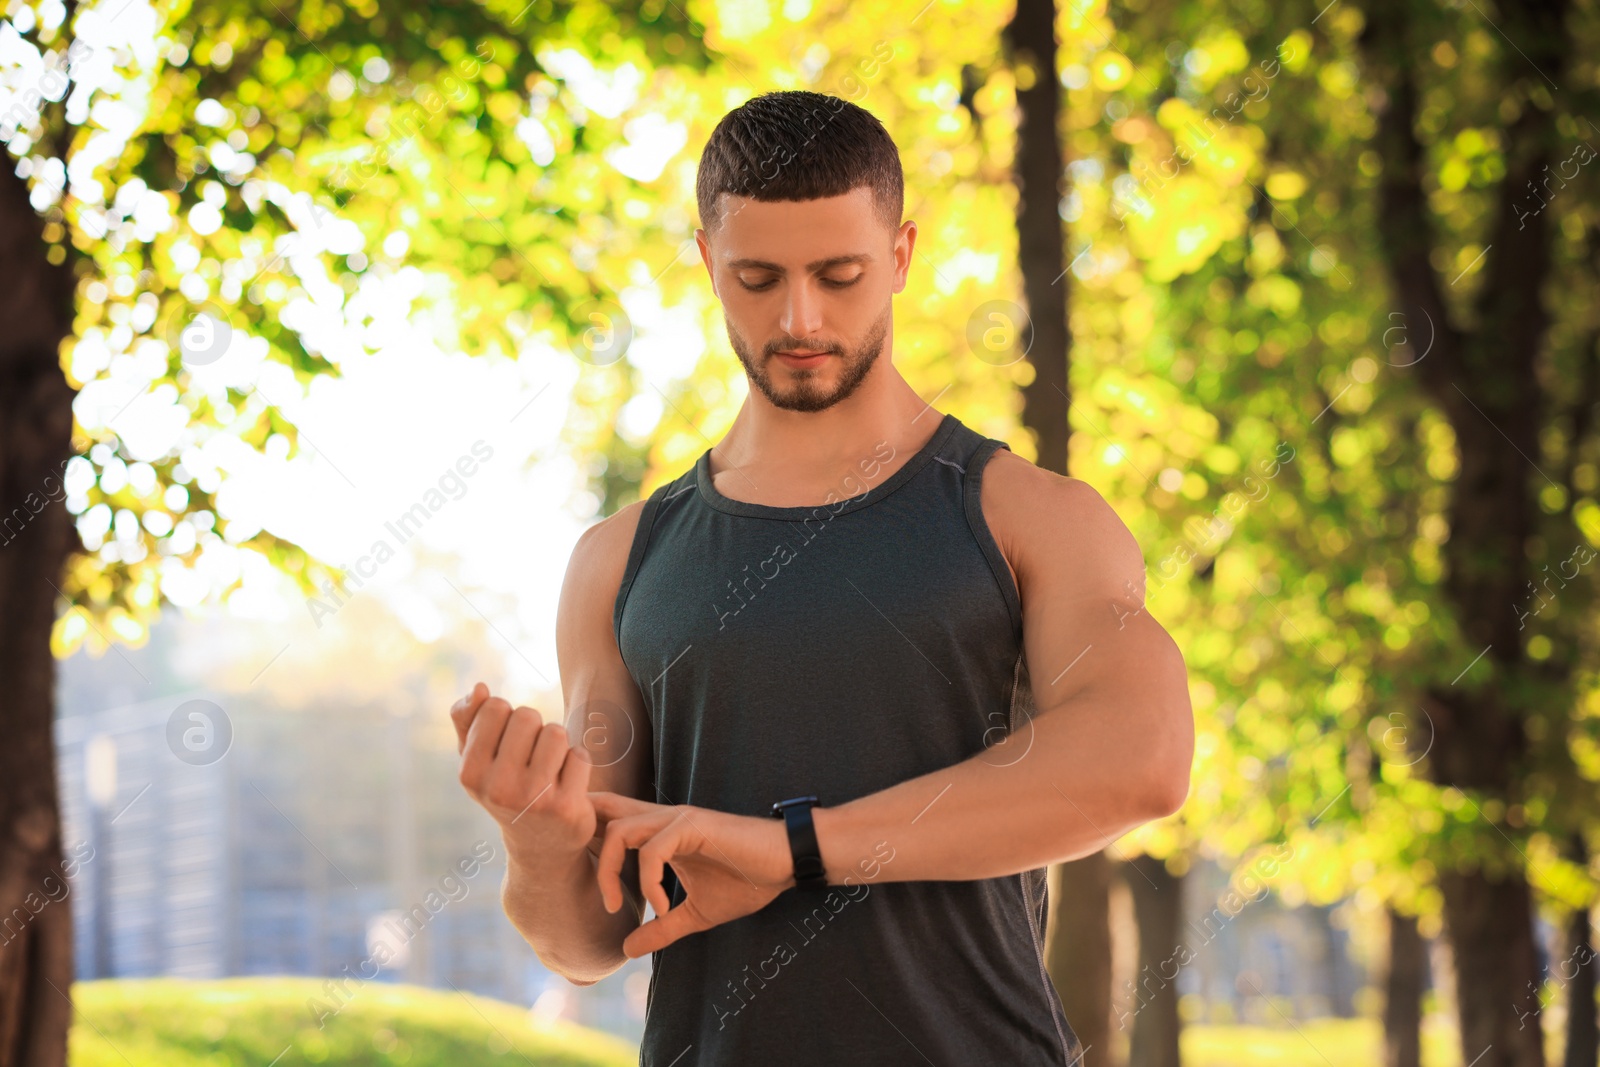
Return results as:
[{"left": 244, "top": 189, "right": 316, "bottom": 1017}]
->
[{"left": 612, "top": 411, "right": 1084, "bottom": 1066}]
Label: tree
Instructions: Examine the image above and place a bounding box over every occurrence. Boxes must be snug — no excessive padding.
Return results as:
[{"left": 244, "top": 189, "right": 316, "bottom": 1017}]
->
[
  {"left": 1003, "top": 0, "right": 1123, "bottom": 1063},
  {"left": 0, "top": 2, "right": 707, "bottom": 1061},
  {"left": 1355, "top": 0, "right": 1594, "bottom": 1061},
  {"left": 1044, "top": 2, "right": 1600, "bottom": 1066}
]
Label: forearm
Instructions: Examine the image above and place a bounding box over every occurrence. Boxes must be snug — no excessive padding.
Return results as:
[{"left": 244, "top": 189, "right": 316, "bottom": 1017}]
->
[
  {"left": 812, "top": 694, "right": 1187, "bottom": 884},
  {"left": 500, "top": 841, "right": 641, "bottom": 985}
]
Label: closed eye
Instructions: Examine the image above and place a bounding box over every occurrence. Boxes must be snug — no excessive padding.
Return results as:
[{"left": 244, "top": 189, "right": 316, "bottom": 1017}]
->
[{"left": 739, "top": 276, "right": 862, "bottom": 292}]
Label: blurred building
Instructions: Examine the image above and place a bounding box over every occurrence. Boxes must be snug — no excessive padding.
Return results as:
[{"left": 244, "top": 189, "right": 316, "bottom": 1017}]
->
[
  {"left": 1168, "top": 857, "right": 1371, "bottom": 1025},
  {"left": 54, "top": 612, "right": 1395, "bottom": 1049},
  {"left": 55, "top": 679, "right": 651, "bottom": 1046}
]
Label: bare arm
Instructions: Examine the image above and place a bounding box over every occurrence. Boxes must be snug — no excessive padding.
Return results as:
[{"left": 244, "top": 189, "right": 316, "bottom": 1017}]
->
[
  {"left": 582, "top": 455, "right": 1194, "bottom": 959},
  {"left": 810, "top": 452, "right": 1195, "bottom": 881},
  {"left": 454, "top": 500, "right": 656, "bottom": 985}
]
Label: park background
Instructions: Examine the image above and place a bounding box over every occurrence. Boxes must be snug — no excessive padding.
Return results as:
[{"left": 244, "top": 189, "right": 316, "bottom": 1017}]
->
[{"left": 1, "top": 0, "right": 1598, "bottom": 1065}]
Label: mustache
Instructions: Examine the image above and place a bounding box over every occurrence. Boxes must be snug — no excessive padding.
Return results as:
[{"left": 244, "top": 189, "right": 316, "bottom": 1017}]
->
[{"left": 764, "top": 343, "right": 844, "bottom": 356}]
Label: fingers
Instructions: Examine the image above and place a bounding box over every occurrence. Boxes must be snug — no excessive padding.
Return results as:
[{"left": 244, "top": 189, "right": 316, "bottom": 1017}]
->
[
  {"left": 458, "top": 697, "right": 513, "bottom": 792},
  {"left": 590, "top": 790, "right": 655, "bottom": 823},
  {"left": 482, "top": 707, "right": 542, "bottom": 809},
  {"left": 598, "top": 811, "right": 675, "bottom": 915},
  {"left": 597, "top": 813, "right": 640, "bottom": 913},
  {"left": 528, "top": 721, "right": 571, "bottom": 793},
  {"left": 623, "top": 897, "right": 709, "bottom": 959},
  {"left": 450, "top": 682, "right": 490, "bottom": 755},
  {"left": 504, "top": 707, "right": 544, "bottom": 767},
  {"left": 635, "top": 823, "right": 678, "bottom": 917}
]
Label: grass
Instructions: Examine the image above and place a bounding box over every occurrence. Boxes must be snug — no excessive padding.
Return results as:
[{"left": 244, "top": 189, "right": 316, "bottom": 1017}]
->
[
  {"left": 1185, "top": 1016, "right": 1553, "bottom": 1067},
  {"left": 69, "top": 977, "right": 638, "bottom": 1067},
  {"left": 69, "top": 979, "right": 1565, "bottom": 1067}
]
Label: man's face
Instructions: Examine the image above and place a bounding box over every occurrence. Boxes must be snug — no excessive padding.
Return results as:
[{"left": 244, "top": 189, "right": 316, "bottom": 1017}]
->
[{"left": 696, "top": 186, "right": 914, "bottom": 413}]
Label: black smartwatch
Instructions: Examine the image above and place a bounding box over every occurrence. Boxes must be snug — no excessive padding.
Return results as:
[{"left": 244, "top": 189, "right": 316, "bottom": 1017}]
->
[{"left": 769, "top": 795, "right": 828, "bottom": 890}]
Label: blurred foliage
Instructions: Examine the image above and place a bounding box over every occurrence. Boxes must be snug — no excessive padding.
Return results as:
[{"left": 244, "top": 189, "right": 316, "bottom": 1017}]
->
[
  {"left": 3, "top": 0, "right": 708, "bottom": 655},
  {"left": 1054, "top": 0, "right": 1600, "bottom": 946},
  {"left": 9, "top": 0, "right": 1600, "bottom": 987}
]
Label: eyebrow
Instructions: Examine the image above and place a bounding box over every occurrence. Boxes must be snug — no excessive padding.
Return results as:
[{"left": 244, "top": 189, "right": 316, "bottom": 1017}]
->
[{"left": 724, "top": 253, "right": 873, "bottom": 273}]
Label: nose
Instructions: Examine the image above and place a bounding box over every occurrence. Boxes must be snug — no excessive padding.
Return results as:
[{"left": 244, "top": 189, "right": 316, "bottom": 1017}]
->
[{"left": 778, "top": 278, "right": 825, "bottom": 340}]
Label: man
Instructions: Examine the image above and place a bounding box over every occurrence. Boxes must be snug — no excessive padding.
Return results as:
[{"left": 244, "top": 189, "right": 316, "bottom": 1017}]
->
[{"left": 452, "top": 90, "right": 1193, "bottom": 1066}]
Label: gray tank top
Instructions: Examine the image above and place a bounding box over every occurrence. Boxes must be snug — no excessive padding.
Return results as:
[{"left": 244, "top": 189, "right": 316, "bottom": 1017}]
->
[{"left": 613, "top": 411, "right": 1084, "bottom": 1066}]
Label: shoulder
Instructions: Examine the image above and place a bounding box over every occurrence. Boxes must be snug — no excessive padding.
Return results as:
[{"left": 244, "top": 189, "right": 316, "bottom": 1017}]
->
[
  {"left": 556, "top": 498, "right": 654, "bottom": 667},
  {"left": 561, "top": 498, "right": 650, "bottom": 602},
  {"left": 979, "top": 447, "right": 1144, "bottom": 600}
]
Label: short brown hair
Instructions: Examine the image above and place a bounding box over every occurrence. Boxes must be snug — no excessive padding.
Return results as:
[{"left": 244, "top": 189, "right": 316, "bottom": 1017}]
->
[{"left": 695, "top": 90, "right": 904, "bottom": 239}]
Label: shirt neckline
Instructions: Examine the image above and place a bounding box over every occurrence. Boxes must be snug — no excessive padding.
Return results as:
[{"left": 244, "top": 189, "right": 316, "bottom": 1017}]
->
[{"left": 693, "top": 412, "right": 959, "bottom": 520}]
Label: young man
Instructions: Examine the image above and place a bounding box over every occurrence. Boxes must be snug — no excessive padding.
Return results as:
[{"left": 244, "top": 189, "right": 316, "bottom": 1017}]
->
[{"left": 452, "top": 90, "right": 1193, "bottom": 1066}]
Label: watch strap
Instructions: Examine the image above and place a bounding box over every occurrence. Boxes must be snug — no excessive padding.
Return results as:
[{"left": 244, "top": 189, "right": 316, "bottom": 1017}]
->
[{"left": 769, "top": 795, "right": 828, "bottom": 890}]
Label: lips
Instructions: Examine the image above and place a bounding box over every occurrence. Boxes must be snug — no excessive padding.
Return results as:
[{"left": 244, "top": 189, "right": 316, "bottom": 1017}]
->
[{"left": 775, "top": 350, "right": 831, "bottom": 366}]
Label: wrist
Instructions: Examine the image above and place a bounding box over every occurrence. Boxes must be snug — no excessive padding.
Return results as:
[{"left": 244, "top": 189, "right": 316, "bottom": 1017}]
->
[
  {"left": 771, "top": 817, "right": 797, "bottom": 889},
  {"left": 812, "top": 802, "right": 877, "bottom": 888},
  {"left": 811, "top": 805, "right": 839, "bottom": 886},
  {"left": 770, "top": 795, "right": 830, "bottom": 890}
]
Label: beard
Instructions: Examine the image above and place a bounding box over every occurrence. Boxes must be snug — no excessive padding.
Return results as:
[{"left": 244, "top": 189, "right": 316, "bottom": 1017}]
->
[{"left": 727, "top": 304, "right": 890, "bottom": 413}]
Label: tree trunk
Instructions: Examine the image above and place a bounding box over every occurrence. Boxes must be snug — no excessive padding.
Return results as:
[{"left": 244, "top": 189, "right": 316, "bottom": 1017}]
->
[
  {"left": 1437, "top": 870, "right": 1545, "bottom": 1067},
  {"left": 1047, "top": 855, "right": 1113, "bottom": 1067},
  {"left": 1124, "top": 855, "right": 1181, "bottom": 1067},
  {"left": 1357, "top": 0, "right": 1573, "bottom": 1062},
  {"left": 1004, "top": 0, "right": 1072, "bottom": 476},
  {"left": 1384, "top": 908, "right": 1425, "bottom": 1067},
  {"left": 1562, "top": 837, "right": 1596, "bottom": 1067},
  {"left": 1004, "top": 0, "right": 1102, "bottom": 1060},
  {"left": 0, "top": 157, "right": 82, "bottom": 1065}
]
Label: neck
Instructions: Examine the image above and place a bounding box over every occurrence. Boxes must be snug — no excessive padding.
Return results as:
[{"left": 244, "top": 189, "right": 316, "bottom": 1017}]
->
[{"left": 716, "top": 369, "right": 940, "bottom": 483}]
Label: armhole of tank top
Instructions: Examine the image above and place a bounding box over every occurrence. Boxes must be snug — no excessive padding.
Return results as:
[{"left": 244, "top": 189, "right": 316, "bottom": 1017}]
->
[
  {"left": 962, "top": 438, "right": 1024, "bottom": 643},
  {"left": 611, "top": 479, "right": 675, "bottom": 652}
]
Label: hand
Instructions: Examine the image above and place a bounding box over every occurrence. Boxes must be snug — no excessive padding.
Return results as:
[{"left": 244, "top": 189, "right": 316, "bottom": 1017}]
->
[
  {"left": 453, "top": 682, "right": 596, "bottom": 863},
  {"left": 590, "top": 792, "right": 797, "bottom": 958}
]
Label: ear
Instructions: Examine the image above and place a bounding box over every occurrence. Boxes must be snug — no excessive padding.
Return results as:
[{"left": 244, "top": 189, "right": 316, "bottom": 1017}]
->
[{"left": 694, "top": 227, "right": 719, "bottom": 298}]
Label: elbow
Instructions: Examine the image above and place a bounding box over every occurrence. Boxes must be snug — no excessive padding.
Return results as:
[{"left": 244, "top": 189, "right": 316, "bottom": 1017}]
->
[
  {"left": 532, "top": 946, "right": 629, "bottom": 987},
  {"left": 1142, "top": 762, "right": 1190, "bottom": 818},
  {"left": 1141, "top": 704, "right": 1195, "bottom": 818}
]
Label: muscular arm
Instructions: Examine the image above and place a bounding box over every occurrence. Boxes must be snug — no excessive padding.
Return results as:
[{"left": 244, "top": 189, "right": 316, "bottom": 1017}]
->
[
  {"left": 498, "top": 501, "right": 657, "bottom": 984},
  {"left": 811, "top": 452, "right": 1195, "bottom": 883}
]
